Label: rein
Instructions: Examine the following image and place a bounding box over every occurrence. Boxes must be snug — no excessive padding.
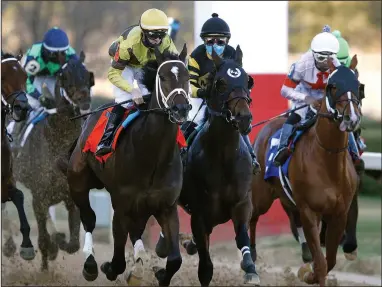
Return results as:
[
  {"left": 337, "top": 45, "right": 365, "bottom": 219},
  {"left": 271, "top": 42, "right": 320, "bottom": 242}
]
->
[{"left": 139, "top": 59, "right": 191, "bottom": 123}]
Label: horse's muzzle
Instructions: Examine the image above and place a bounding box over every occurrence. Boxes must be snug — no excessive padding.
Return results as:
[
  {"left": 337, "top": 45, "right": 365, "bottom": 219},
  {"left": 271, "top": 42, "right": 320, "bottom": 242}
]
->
[
  {"left": 235, "top": 114, "right": 252, "bottom": 135},
  {"left": 170, "top": 103, "right": 192, "bottom": 124},
  {"left": 12, "top": 92, "right": 29, "bottom": 122}
]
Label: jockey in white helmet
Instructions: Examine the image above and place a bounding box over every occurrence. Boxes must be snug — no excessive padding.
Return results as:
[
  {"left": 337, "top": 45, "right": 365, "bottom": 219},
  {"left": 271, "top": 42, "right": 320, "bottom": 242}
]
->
[{"left": 273, "top": 27, "right": 341, "bottom": 166}]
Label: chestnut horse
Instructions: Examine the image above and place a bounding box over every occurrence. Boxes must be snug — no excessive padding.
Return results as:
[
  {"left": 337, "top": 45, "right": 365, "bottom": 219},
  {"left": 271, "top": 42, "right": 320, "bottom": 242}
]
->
[
  {"left": 250, "top": 55, "right": 361, "bottom": 286},
  {"left": 1, "top": 52, "right": 35, "bottom": 260}
]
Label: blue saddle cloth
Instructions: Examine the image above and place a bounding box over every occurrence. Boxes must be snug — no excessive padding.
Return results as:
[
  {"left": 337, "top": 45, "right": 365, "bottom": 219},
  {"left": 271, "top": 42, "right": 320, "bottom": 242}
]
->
[
  {"left": 264, "top": 129, "right": 304, "bottom": 180},
  {"left": 264, "top": 127, "right": 355, "bottom": 181}
]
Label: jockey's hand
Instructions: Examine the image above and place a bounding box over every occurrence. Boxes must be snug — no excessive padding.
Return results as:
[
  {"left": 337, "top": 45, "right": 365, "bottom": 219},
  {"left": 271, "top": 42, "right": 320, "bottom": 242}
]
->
[
  {"left": 38, "top": 93, "right": 55, "bottom": 109},
  {"left": 131, "top": 88, "right": 144, "bottom": 105},
  {"left": 305, "top": 95, "right": 321, "bottom": 108},
  {"left": 197, "top": 88, "right": 208, "bottom": 99}
]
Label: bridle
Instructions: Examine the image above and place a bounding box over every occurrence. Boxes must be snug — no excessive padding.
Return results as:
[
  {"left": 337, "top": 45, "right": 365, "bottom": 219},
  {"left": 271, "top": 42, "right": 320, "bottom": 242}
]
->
[
  {"left": 1, "top": 57, "right": 28, "bottom": 118},
  {"left": 207, "top": 71, "right": 252, "bottom": 132},
  {"left": 143, "top": 59, "right": 192, "bottom": 124}
]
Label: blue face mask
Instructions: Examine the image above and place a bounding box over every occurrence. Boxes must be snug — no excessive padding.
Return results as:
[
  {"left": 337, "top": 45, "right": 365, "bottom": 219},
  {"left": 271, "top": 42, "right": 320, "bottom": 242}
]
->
[{"left": 206, "top": 44, "right": 226, "bottom": 57}]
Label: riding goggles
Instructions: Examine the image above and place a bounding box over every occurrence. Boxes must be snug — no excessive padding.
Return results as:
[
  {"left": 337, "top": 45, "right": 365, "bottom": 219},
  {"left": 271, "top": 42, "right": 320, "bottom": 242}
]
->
[
  {"left": 313, "top": 51, "right": 334, "bottom": 63},
  {"left": 145, "top": 30, "right": 168, "bottom": 40},
  {"left": 204, "top": 37, "right": 228, "bottom": 46}
]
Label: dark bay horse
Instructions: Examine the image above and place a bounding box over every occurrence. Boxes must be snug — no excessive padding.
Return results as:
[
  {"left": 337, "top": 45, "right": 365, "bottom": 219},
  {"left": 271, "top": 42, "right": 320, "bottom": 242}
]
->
[
  {"left": 10, "top": 51, "right": 93, "bottom": 271},
  {"left": 249, "top": 56, "right": 361, "bottom": 286},
  {"left": 65, "top": 45, "right": 191, "bottom": 286},
  {"left": 157, "top": 47, "right": 260, "bottom": 286},
  {"left": 1, "top": 52, "right": 35, "bottom": 260}
]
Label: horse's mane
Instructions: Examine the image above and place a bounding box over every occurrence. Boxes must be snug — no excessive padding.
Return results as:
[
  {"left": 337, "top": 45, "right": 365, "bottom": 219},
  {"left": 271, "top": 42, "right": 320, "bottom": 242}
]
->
[{"left": 142, "top": 52, "right": 180, "bottom": 93}]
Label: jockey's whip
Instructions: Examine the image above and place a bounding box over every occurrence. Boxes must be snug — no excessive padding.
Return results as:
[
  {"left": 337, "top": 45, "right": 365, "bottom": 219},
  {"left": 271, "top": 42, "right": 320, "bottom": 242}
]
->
[
  {"left": 251, "top": 104, "right": 309, "bottom": 128},
  {"left": 69, "top": 95, "right": 151, "bottom": 121}
]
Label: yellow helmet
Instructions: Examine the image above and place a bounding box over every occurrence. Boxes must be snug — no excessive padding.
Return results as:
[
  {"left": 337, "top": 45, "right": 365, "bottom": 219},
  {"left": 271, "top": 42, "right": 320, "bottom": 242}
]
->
[{"left": 140, "top": 8, "right": 169, "bottom": 31}]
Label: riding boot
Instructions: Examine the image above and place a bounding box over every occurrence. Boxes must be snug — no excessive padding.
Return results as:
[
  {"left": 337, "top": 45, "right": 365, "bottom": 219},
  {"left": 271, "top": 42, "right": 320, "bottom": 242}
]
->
[
  {"left": 95, "top": 105, "right": 125, "bottom": 157},
  {"left": 242, "top": 134, "right": 261, "bottom": 174},
  {"left": 273, "top": 123, "right": 295, "bottom": 167}
]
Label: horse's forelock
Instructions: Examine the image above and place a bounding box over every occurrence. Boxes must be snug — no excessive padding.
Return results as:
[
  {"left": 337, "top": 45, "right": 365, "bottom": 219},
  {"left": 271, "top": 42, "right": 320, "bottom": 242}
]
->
[{"left": 142, "top": 52, "right": 182, "bottom": 93}]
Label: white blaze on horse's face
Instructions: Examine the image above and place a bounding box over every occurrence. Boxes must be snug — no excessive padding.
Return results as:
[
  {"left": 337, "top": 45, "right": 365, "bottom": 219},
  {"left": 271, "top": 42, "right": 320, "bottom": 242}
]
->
[{"left": 171, "top": 66, "right": 179, "bottom": 81}]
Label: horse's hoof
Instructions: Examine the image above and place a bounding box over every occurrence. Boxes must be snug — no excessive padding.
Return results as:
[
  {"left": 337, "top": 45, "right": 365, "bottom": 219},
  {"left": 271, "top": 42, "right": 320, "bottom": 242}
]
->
[
  {"left": 125, "top": 270, "right": 143, "bottom": 286},
  {"left": 153, "top": 266, "right": 167, "bottom": 286},
  {"left": 2, "top": 238, "right": 16, "bottom": 257},
  {"left": 83, "top": 255, "right": 98, "bottom": 281},
  {"left": 155, "top": 236, "right": 168, "bottom": 259},
  {"left": 64, "top": 242, "right": 80, "bottom": 254},
  {"left": 100, "top": 262, "right": 118, "bottom": 281},
  {"left": 20, "top": 246, "right": 36, "bottom": 261},
  {"left": 344, "top": 249, "right": 357, "bottom": 261},
  {"left": 297, "top": 263, "right": 313, "bottom": 283},
  {"left": 301, "top": 242, "right": 313, "bottom": 263},
  {"left": 243, "top": 272, "right": 260, "bottom": 286}
]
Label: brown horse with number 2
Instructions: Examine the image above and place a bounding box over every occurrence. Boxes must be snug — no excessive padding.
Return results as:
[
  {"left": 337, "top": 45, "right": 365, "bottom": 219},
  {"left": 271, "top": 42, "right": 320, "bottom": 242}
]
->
[{"left": 250, "top": 55, "right": 361, "bottom": 286}]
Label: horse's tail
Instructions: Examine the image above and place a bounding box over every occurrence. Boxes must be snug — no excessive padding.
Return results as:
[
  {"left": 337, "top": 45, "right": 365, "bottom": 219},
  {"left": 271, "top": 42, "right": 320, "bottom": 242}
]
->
[{"left": 56, "top": 137, "right": 79, "bottom": 175}]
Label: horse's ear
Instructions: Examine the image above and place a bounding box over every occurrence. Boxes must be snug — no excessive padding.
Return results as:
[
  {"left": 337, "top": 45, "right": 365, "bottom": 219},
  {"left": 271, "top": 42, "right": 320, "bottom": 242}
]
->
[
  {"left": 235, "top": 45, "right": 243, "bottom": 67},
  {"left": 349, "top": 54, "right": 358, "bottom": 71},
  {"left": 179, "top": 43, "right": 187, "bottom": 64},
  {"left": 327, "top": 56, "right": 336, "bottom": 73},
  {"left": 89, "top": 71, "right": 95, "bottom": 87},
  {"left": 154, "top": 47, "right": 164, "bottom": 64},
  {"left": 211, "top": 48, "right": 223, "bottom": 69},
  {"left": 16, "top": 49, "right": 23, "bottom": 61},
  {"left": 80, "top": 51, "right": 86, "bottom": 63}
]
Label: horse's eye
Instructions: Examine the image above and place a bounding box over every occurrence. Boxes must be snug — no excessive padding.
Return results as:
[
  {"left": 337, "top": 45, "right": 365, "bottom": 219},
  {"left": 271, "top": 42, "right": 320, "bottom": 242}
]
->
[
  {"left": 216, "top": 78, "right": 227, "bottom": 93},
  {"left": 159, "top": 75, "right": 165, "bottom": 81}
]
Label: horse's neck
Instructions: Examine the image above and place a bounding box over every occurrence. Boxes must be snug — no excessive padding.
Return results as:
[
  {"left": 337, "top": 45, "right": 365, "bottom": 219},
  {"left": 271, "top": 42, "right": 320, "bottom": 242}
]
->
[
  {"left": 204, "top": 116, "right": 240, "bottom": 155},
  {"left": 314, "top": 98, "right": 348, "bottom": 162},
  {"left": 1, "top": 108, "right": 5, "bottom": 136}
]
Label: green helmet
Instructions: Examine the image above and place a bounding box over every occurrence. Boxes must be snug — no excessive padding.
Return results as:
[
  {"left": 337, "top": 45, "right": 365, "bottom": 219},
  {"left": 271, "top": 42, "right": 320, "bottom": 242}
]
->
[{"left": 332, "top": 30, "right": 351, "bottom": 67}]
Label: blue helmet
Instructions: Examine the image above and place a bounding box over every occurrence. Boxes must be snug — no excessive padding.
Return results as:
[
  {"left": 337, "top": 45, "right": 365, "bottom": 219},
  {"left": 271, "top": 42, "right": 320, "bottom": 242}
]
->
[{"left": 43, "top": 27, "right": 69, "bottom": 51}]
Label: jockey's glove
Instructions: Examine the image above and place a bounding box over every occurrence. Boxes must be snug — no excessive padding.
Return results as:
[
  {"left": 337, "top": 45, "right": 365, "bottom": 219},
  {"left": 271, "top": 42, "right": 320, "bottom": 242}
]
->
[
  {"left": 131, "top": 88, "right": 144, "bottom": 105},
  {"left": 38, "top": 92, "right": 55, "bottom": 109},
  {"left": 197, "top": 88, "right": 209, "bottom": 99}
]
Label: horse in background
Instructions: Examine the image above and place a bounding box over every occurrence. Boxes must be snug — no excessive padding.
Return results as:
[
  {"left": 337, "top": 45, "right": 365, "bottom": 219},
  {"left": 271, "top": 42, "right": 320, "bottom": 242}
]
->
[
  {"left": 10, "top": 51, "right": 93, "bottom": 271},
  {"left": 250, "top": 55, "right": 361, "bottom": 286},
  {"left": 1, "top": 52, "right": 35, "bottom": 261}
]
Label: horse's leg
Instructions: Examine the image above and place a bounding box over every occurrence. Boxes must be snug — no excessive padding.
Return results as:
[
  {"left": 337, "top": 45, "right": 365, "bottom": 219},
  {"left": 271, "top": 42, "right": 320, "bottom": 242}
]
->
[
  {"left": 342, "top": 193, "right": 358, "bottom": 260},
  {"left": 325, "top": 212, "right": 347, "bottom": 273},
  {"left": 249, "top": 214, "right": 259, "bottom": 262},
  {"left": 152, "top": 205, "right": 182, "bottom": 286},
  {"left": 290, "top": 209, "right": 312, "bottom": 263},
  {"left": 297, "top": 207, "right": 326, "bottom": 286},
  {"left": 32, "top": 198, "right": 58, "bottom": 271},
  {"left": 55, "top": 198, "right": 80, "bottom": 254},
  {"left": 191, "top": 214, "right": 213, "bottom": 287},
  {"left": 232, "top": 198, "right": 261, "bottom": 286},
  {"left": 9, "top": 186, "right": 36, "bottom": 260},
  {"left": 100, "top": 210, "right": 128, "bottom": 281},
  {"left": 125, "top": 215, "right": 150, "bottom": 286},
  {"left": 2, "top": 203, "right": 17, "bottom": 258},
  {"left": 70, "top": 186, "right": 98, "bottom": 281}
]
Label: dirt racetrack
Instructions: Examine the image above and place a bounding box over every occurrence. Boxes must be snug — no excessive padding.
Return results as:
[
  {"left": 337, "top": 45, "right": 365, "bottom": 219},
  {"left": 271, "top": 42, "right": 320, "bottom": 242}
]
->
[{"left": 2, "top": 234, "right": 381, "bottom": 286}]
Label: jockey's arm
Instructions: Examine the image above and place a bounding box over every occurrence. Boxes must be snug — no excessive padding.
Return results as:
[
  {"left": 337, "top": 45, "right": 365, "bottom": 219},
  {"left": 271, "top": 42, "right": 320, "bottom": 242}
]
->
[
  {"left": 107, "top": 40, "right": 134, "bottom": 93},
  {"left": 187, "top": 56, "right": 201, "bottom": 98},
  {"left": 280, "top": 63, "right": 306, "bottom": 102},
  {"left": 23, "top": 52, "right": 42, "bottom": 100}
]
